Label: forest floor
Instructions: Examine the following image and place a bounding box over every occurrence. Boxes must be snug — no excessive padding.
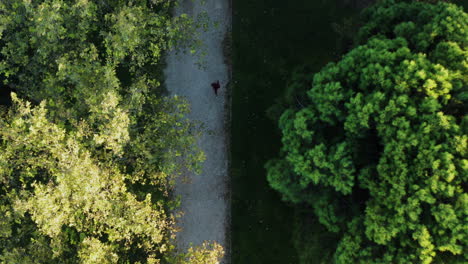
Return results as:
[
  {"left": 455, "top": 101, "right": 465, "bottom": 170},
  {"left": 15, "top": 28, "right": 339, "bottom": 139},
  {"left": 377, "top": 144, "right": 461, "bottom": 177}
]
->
[{"left": 164, "top": 0, "right": 231, "bottom": 263}]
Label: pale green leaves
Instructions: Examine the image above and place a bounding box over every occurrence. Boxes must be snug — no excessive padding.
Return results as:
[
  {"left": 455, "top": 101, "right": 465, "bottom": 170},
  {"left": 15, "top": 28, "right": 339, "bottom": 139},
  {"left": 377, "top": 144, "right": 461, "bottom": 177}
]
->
[
  {"left": 172, "top": 242, "right": 224, "bottom": 264},
  {"left": 2, "top": 95, "right": 171, "bottom": 261},
  {"left": 78, "top": 237, "right": 118, "bottom": 264}
]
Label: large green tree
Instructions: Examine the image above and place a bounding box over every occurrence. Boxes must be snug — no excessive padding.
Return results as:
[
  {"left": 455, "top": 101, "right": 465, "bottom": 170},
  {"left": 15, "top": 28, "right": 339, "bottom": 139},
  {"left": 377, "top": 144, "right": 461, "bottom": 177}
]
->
[
  {"left": 1, "top": 95, "right": 173, "bottom": 263},
  {"left": 0, "top": 0, "right": 219, "bottom": 263},
  {"left": 266, "top": 1, "right": 467, "bottom": 263}
]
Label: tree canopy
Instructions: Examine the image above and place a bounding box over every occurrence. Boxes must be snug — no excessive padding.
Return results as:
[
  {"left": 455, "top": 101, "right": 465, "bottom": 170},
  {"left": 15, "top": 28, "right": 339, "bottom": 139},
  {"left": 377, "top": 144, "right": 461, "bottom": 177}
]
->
[
  {"left": 266, "top": 1, "right": 467, "bottom": 263},
  {"left": 0, "top": 0, "right": 220, "bottom": 263}
]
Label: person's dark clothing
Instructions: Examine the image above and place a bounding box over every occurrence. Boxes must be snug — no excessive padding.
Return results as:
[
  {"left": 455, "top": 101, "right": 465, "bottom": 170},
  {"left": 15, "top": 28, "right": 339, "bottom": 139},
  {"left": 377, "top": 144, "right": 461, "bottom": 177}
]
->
[{"left": 211, "top": 80, "right": 220, "bottom": 95}]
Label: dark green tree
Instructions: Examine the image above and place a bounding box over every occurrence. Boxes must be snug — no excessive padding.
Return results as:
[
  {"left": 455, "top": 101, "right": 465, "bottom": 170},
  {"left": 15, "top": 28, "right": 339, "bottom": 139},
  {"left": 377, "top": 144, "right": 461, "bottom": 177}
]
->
[{"left": 266, "top": 1, "right": 467, "bottom": 263}]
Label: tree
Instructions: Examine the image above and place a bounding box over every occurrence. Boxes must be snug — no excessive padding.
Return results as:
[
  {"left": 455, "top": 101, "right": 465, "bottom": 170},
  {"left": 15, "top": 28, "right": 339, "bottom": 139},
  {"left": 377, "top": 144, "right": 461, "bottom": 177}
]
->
[
  {"left": 170, "top": 242, "right": 224, "bottom": 264},
  {"left": 0, "top": 0, "right": 220, "bottom": 263},
  {"left": 266, "top": 1, "right": 467, "bottom": 263}
]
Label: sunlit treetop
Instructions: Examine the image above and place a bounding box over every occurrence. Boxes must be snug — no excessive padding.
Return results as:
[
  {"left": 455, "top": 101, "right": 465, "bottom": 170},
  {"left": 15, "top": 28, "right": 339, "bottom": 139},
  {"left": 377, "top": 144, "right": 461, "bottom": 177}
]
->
[{"left": 266, "top": 1, "right": 467, "bottom": 263}]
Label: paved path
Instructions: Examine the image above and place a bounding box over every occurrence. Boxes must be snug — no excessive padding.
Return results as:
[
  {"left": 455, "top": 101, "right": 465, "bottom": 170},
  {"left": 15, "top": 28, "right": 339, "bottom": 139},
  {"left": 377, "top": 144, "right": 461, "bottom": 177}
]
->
[{"left": 164, "top": 0, "right": 230, "bottom": 263}]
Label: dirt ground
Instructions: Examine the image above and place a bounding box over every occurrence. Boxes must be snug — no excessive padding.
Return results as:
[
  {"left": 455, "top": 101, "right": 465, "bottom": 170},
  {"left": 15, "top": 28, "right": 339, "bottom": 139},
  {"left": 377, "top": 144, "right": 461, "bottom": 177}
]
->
[{"left": 164, "top": 0, "right": 231, "bottom": 263}]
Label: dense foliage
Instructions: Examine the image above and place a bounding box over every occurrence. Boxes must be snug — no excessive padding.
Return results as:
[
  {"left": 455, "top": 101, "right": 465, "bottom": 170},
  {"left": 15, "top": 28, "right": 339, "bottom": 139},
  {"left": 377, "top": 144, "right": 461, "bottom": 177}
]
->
[
  {"left": 0, "top": 0, "right": 221, "bottom": 263},
  {"left": 266, "top": 1, "right": 467, "bottom": 263}
]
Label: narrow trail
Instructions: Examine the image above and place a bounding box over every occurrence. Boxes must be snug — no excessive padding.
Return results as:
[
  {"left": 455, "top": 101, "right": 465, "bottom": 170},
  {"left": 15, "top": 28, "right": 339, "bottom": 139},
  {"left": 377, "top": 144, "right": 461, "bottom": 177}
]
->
[{"left": 164, "top": 0, "right": 231, "bottom": 263}]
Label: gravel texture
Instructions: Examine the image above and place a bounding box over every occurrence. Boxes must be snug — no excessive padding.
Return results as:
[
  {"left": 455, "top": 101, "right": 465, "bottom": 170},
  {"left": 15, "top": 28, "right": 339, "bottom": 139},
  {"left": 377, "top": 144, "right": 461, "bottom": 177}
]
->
[{"left": 164, "top": 0, "right": 230, "bottom": 263}]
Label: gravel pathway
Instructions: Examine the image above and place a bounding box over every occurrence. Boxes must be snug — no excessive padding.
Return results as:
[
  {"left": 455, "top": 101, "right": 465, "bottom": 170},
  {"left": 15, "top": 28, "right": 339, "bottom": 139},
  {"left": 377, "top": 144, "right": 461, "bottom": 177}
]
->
[{"left": 164, "top": 0, "right": 230, "bottom": 263}]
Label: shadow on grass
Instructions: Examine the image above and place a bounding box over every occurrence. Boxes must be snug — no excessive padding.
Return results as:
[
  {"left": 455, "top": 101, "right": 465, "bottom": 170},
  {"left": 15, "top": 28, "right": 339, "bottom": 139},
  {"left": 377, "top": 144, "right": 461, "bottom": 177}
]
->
[{"left": 231, "top": 0, "right": 362, "bottom": 263}]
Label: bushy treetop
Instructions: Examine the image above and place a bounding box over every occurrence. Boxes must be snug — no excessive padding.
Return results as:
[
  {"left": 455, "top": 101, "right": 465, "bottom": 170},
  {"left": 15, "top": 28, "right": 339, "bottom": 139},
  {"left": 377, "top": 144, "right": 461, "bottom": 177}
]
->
[{"left": 267, "top": 1, "right": 467, "bottom": 263}]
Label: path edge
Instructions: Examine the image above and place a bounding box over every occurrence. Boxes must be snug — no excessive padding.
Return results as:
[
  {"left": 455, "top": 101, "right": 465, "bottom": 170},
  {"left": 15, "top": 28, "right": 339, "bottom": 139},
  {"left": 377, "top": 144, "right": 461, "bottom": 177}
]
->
[{"left": 223, "top": 0, "right": 233, "bottom": 262}]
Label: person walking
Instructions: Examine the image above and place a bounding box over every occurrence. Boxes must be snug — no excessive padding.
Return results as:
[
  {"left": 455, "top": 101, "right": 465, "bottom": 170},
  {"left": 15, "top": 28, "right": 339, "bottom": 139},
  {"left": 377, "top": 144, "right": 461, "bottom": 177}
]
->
[{"left": 211, "top": 80, "right": 220, "bottom": 96}]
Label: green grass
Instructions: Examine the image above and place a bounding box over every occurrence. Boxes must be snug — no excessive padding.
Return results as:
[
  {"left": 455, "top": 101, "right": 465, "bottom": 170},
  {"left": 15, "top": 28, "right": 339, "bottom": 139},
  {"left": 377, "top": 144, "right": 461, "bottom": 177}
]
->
[{"left": 231, "top": 0, "right": 360, "bottom": 263}]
